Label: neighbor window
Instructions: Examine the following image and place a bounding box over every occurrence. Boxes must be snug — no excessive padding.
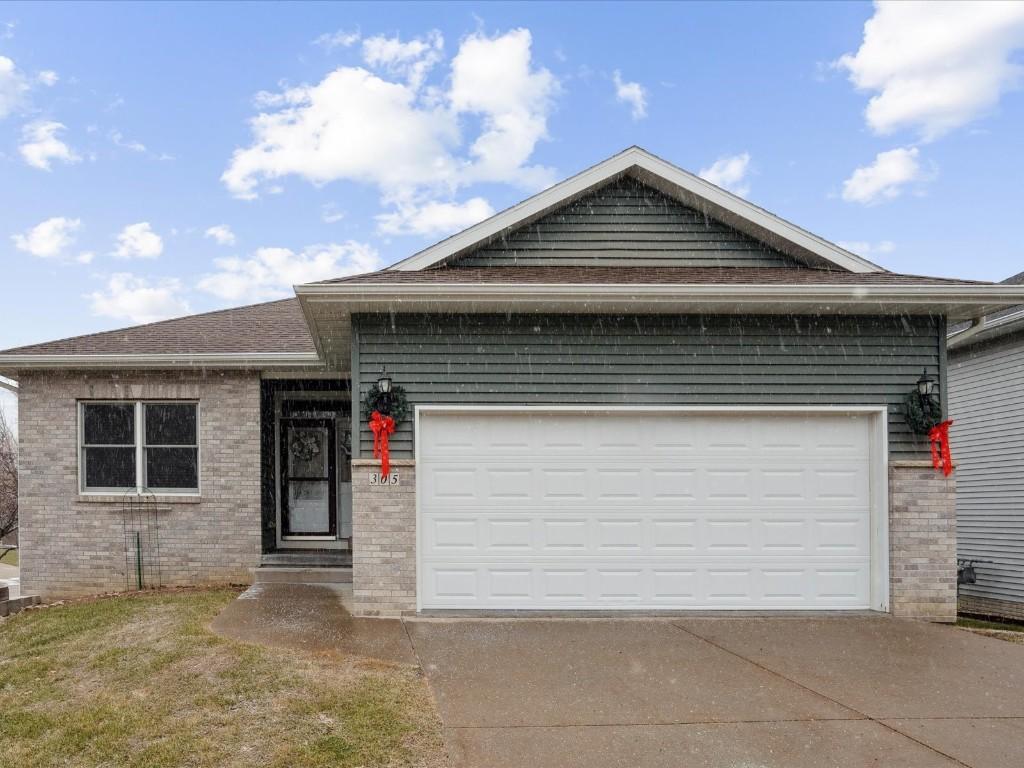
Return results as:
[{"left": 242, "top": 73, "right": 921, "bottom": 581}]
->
[{"left": 80, "top": 401, "right": 199, "bottom": 493}]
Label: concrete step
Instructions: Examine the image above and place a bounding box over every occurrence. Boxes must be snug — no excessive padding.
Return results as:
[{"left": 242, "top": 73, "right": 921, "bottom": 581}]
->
[
  {"left": 252, "top": 566, "right": 353, "bottom": 584},
  {"left": 0, "top": 594, "right": 40, "bottom": 617},
  {"left": 260, "top": 550, "right": 351, "bottom": 568}
]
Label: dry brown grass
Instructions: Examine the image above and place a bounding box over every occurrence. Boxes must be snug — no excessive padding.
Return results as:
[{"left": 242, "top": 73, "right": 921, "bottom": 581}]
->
[{"left": 0, "top": 588, "right": 448, "bottom": 768}]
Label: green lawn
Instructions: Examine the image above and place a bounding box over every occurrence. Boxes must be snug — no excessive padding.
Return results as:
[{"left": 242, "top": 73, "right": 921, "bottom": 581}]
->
[
  {"left": 0, "top": 548, "right": 17, "bottom": 566},
  {"left": 0, "top": 589, "right": 447, "bottom": 768}
]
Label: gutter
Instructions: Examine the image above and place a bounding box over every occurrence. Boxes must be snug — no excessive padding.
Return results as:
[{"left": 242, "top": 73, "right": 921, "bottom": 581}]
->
[
  {"left": 946, "top": 316, "right": 986, "bottom": 350},
  {"left": 296, "top": 281, "right": 1024, "bottom": 313},
  {"left": 947, "top": 308, "right": 1024, "bottom": 350},
  {"left": 0, "top": 351, "right": 325, "bottom": 373}
]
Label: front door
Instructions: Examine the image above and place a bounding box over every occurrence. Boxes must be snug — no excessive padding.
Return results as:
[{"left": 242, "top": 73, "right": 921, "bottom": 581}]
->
[{"left": 280, "top": 418, "right": 337, "bottom": 538}]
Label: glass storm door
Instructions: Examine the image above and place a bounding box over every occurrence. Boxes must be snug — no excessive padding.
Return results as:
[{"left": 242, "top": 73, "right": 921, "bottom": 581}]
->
[{"left": 281, "top": 419, "right": 337, "bottom": 538}]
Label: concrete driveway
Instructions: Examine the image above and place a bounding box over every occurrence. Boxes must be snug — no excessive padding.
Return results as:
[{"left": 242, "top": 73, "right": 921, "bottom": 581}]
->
[{"left": 406, "top": 616, "right": 1024, "bottom": 768}]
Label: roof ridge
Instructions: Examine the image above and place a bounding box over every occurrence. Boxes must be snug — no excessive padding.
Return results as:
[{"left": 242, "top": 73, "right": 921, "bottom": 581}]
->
[{"left": 379, "top": 146, "right": 885, "bottom": 275}]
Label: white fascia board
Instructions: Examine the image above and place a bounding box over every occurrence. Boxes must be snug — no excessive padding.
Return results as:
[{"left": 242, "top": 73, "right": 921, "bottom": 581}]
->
[
  {"left": 947, "top": 308, "right": 1024, "bottom": 349},
  {"left": 385, "top": 147, "right": 882, "bottom": 274},
  {"left": 0, "top": 351, "right": 325, "bottom": 372},
  {"left": 297, "top": 282, "right": 1024, "bottom": 322}
]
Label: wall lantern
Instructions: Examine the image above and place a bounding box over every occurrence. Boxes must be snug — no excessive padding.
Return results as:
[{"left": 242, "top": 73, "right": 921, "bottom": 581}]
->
[
  {"left": 905, "top": 368, "right": 943, "bottom": 437},
  {"left": 916, "top": 369, "right": 938, "bottom": 399},
  {"left": 376, "top": 367, "right": 394, "bottom": 414}
]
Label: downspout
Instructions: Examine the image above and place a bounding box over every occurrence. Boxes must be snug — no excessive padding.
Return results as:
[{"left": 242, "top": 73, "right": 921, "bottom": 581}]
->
[
  {"left": 946, "top": 316, "right": 985, "bottom": 350},
  {"left": 0, "top": 376, "right": 17, "bottom": 395}
]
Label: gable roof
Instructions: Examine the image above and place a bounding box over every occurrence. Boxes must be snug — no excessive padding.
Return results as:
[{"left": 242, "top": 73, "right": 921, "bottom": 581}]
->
[
  {"left": 449, "top": 176, "right": 809, "bottom": 269},
  {"left": 0, "top": 298, "right": 321, "bottom": 371},
  {"left": 389, "top": 146, "right": 884, "bottom": 274}
]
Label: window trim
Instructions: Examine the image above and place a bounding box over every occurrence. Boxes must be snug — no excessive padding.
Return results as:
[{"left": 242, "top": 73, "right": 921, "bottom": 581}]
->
[{"left": 78, "top": 400, "right": 200, "bottom": 496}]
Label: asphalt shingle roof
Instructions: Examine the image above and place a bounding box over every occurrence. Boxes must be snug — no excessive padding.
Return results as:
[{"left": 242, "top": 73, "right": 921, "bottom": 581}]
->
[{"left": 0, "top": 298, "right": 316, "bottom": 356}]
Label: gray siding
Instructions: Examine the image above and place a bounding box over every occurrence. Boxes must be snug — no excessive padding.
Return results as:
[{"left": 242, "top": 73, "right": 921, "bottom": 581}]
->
[
  {"left": 949, "top": 331, "right": 1024, "bottom": 607},
  {"left": 355, "top": 313, "right": 942, "bottom": 460},
  {"left": 452, "top": 178, "right": 806, "bottom": 268}
]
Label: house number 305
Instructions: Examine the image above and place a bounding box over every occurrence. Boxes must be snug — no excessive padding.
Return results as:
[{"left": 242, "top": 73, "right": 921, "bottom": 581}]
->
[{"left": 369, "top": 472, "right": 399, "bottom": 486}]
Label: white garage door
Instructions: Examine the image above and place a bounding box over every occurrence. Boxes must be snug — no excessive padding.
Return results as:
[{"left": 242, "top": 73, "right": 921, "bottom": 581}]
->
[{"left": 417, "top": 410, "right": 875, "bottom": 610}]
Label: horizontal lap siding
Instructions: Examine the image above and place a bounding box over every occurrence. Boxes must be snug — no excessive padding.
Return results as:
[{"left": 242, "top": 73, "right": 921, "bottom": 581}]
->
[
  {"left": 355, "top": 313, "right": 940, "bottom": 460},
  {"left": 453, "top": 178, "right": 805, "bottom": 268},
  {"left": 949, "top": 333, "right": 1024, "bottom": 607}
]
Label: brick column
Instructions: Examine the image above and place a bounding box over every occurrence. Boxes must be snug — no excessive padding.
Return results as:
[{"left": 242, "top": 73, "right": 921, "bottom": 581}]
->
[
  {"left": 888, "top": 461, "right": 957, "bottom": 622},
  {"left": 351, "top": 458, "right": 416, "bottom": 617}
]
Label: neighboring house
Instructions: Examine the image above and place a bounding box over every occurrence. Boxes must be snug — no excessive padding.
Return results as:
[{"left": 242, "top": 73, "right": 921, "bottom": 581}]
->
[
  {"left": 948, "top": 271, "right": 1024, "bottom": 621},
  {"left": 2, "top": 147, "right": 1022, "bottom": 620}
]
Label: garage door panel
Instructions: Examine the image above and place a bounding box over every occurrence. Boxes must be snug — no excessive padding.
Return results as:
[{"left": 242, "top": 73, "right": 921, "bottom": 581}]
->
[
  {"left": 419, "top": 560, "right": 871, "bottom": 608},
  {"left": 418, "top": 411, "right": 875, "bottom": 610},
  {"left": 421, "top": 462, "right": 870, "bottom": 510},
  {"left": 419, "top": 412, "right": 871, "bottom": 459},
  {"left": 423, "top": 512, "right": 868, "bottom": 559}
]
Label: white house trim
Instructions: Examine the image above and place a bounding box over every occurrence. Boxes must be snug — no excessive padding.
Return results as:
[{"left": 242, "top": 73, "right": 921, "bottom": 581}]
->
[
  {"left": 388, "top": 147, "right": 883, "bottom": 274},
  {"left": 0, "top": 351, "right": 324, "bottom": 373},
  {"left": 296, "top": 281, "right": 1024, "bottom": 323}
]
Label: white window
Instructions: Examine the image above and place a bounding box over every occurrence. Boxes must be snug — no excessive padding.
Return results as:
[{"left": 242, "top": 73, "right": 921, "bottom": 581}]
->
[{"left": 80, "top": 401, "right": 199, "bottom": 494}]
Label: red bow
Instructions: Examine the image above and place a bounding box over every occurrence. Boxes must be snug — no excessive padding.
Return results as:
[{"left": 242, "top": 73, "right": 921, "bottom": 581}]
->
[
  {"left": 929, "top": 419, "right": 954, "bottom": 477},
  {"left": 369, "top": 410, "right": 396, "bottom": 476}
]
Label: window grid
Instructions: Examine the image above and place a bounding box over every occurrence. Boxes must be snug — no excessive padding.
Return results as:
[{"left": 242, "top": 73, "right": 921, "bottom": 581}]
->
[{"left": 79, "top": 400, "right": 200, "bottom": 495}]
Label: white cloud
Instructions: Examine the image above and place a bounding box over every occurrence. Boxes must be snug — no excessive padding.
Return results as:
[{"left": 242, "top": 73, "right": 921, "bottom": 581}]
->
[
  {"left": 204, "top": 224, "right": 236, "bottom": 246},
  {"left": 841, "top": 146, "right": 923, "bottom": 204},
  {"left": 88, "top": 273, "right": 190, "bottom": 324},
  {"left": 109, "top": 129, "right": 146, "bottom": 153},
  {"left": 76, "top": 251, "right": 95, "bottom": 264},
  {"left": 223, "top": 27, "right": 557, "bottom": 230},
  {"left": 612, "top": 70, "right": 648, "bottom": 120},
  {"left": 836, "top": 240, "right": 896, "bottom": 257},
  {"left": 114, "top": 222, "right": 164, "bottom": 259},
  {"left": 222, "top": 67, "right": 457, "bottom": 201},
  {"left": 699, "top": 153, "right": 752, "bottom": 197},
  {"left": 314, "top": 28, "right": 361, "bottom": 50},
  {"left": 376, "top": 197, "right": 495, "bottom": 237},
  {"left": 321, "top": 203, "right": 345, "bottom": 224},
  {"left": 18, "top": 120, "right": 80, "bottom": 170},
  {"left": 362, "top": 30, "right": 443, "bottom": 90},
  {"left": 12, "top": 216, "right": 82, "bottom": 258},
  {"left": 836, "top": 1, "right": 1024, "bottom": 140},
  {"left": 198, "top": 241, "right": 381, "bottom": 302},
  {"left": 0, "top": 55, "right": 28, "bottom": 118},
  {"left": 37, "top": 69, "right": 58, "bottom": 87},
  {"left": 449, "top": 29, "right": 558, "bottom": 189}
]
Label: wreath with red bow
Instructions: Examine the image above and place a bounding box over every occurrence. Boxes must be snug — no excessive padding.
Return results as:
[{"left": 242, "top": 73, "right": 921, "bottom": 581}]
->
[
  {"left": 361, "top": 383, "right": 410, "bottom": 424},
  {"left": 904, "top": 391, "right": 943, "bottom": 435},
  {"left": 363, "top": 384, "right": 409, "bottom": 477},
  {"left": 905, "top": 392, "right": 954, "bottom": 476}
]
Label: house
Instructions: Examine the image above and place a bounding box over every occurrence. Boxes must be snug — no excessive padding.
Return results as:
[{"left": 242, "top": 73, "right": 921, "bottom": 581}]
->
[
  {"left": 3, "top": 147, "right": 1023, "bottom": 620},
  {"left": 948, "top": 271, "right": 1024, "bottom": 621}
]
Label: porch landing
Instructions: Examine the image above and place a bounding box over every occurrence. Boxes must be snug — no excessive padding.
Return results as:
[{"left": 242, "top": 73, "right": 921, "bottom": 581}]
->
[{"left": 253, "top": 550, "right": 352, "bottom": 584}]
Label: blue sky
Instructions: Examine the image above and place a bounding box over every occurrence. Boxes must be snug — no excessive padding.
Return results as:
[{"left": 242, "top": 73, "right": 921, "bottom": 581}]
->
[{"left": 2, "top": 1, "right": 1024, "bottom": 424}]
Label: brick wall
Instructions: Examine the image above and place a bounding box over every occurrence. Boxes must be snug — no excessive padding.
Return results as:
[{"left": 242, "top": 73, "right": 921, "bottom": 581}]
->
[
  {"left": 18, "top": 370, "right": 262, "bottom": 599},
  {"left": 351, "top": 458, "right": 416, "bottom": 616},
  {"left": 889, "top": 461, "right": 957, "bottom": 622}
]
